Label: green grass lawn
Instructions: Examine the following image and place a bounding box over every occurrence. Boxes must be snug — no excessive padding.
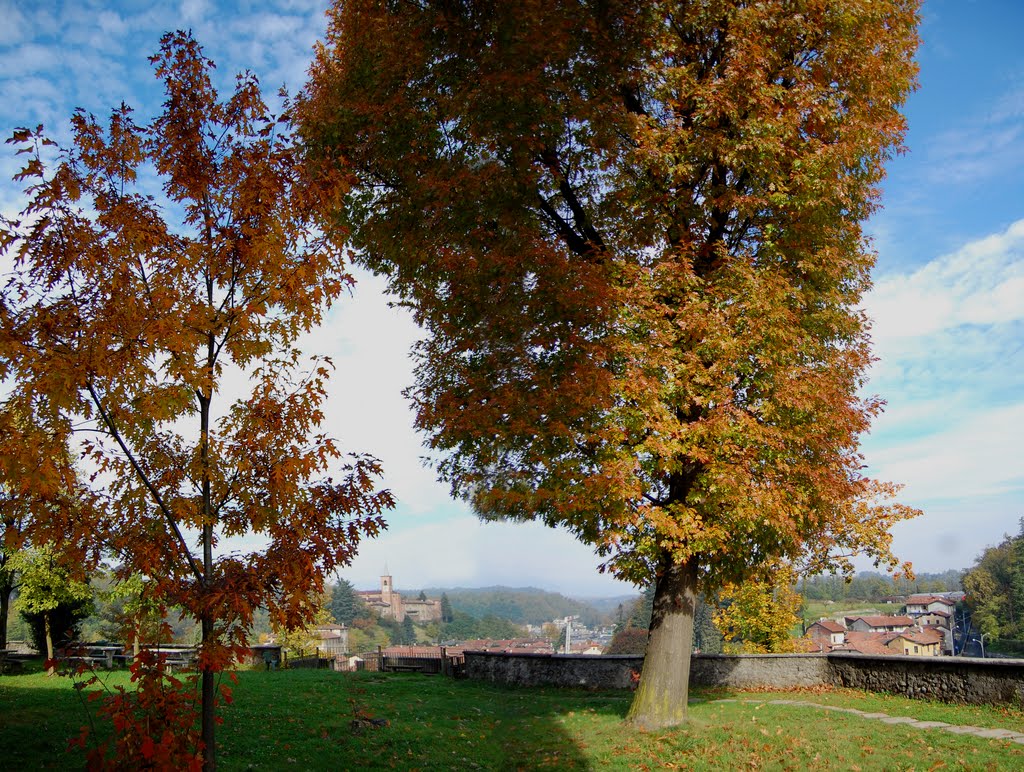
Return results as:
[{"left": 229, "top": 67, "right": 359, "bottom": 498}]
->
[{"left": 2, "top": 661, "right": 1023, "bottom": 770}]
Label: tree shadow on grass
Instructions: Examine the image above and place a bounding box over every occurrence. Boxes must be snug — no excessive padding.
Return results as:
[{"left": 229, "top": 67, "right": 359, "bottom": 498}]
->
[
  {"left": 220, "top": 670, "right": 634, "bottom": 771},
  {"left": 0, "top": 662, "right": 100, "bottom": 770}
]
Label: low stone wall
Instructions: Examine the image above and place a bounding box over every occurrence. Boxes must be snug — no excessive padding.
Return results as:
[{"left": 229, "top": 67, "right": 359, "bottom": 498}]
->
[
  {"left": 462, "top": 651, "right": 644, "bottom": 690},
  {"left": 691, "top": 653, "right": 831, "bottom": 689},
  {"left": 829, "top": 653, "right": 1024, "bottom": 705},
  {"left": 461, "top": 650, "right": 1024, "bottom": 706}
]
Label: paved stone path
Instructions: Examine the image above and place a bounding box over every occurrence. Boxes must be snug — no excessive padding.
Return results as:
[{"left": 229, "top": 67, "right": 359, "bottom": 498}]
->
[{"left": 710, "top": 698, "right": 1024, "bottom": 745}]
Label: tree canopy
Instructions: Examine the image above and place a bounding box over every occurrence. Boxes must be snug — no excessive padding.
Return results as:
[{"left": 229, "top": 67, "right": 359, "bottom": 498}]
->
[
  {"left": 300, "top": 0, "right": 920, "bottom": 727},
  {"left": 962, "top": 521, "right": 1024, "bottom": 643}
]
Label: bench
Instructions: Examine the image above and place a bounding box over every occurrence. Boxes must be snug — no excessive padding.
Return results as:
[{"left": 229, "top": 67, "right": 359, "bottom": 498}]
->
[{"left": 388, "top": 663, "right": 427, "bottom": 673}]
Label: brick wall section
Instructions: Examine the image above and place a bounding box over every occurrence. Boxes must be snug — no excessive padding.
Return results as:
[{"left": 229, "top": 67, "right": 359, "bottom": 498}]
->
[{"left": 461, "top": 651, "right": 1024, "bottom": 706}]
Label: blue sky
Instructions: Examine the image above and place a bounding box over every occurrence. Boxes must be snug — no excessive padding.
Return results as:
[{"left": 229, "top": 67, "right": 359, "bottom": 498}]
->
[{"left": 1, "top": 1, "right": 1022, "bottom": 597}]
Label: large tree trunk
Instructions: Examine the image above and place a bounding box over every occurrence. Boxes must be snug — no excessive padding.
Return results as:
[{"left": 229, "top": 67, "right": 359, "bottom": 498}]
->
[{"left": 626, "top": 558, "right": 698, "bottom": 729}]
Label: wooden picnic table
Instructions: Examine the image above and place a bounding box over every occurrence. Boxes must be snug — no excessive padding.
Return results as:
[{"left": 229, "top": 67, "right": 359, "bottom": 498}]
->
[{"left": 144, "top": 647, "right": 198, "bottom": 672}]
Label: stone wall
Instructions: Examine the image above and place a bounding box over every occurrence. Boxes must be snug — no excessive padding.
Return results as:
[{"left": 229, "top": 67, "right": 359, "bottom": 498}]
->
[
  {"left": 691, "top": 653, "right": 831, "bottom": 689},
  {"left": 461, "top": 650, "right": 1024, "bottom": 706},
  {"left": 829, "top": 653, "right": 1024, "bottom": 705},
  {"left": 462, "top": 651, "right": 644, "bottom": 690}
]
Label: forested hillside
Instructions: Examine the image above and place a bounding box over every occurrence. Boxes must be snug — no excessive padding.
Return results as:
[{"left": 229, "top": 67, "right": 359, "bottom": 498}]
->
[
  {"left": 418, "top": 587, "right": 614, "bottom": 627},
  {"left": 962, "top": 521, "right": 1024, "bottom": 650},
  {"left": 800, "top": 570, "right": 962, "bottom": 601}
]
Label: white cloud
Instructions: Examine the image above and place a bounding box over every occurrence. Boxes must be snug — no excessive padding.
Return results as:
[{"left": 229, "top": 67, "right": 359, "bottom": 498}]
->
[
  {"left": 868, "top": 219, "right": 1024, "bottom": 341},
  {"left": 867, "top": 402, "right": 1024, "bottom": 502},
  {"left": 861, "top": 219, "right": 1024, "bottom": 570},
  {"left": 342, "top": 513, "right": 633, "bottom": 597}
]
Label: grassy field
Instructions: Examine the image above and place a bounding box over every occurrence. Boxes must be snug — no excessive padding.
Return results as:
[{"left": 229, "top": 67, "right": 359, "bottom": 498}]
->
[{"left": 2, "top": 661, "right": 1023, "bottom": 770}]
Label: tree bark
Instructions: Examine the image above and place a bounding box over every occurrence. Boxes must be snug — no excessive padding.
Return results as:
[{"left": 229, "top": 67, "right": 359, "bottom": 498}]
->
[
  {"left": 626, "top": 558, "right": 698, "bottom": 729},
  {"left": 0, "top": 577, "right": 12, "bottom": 651},
  {"left": 201, "top": 610, "right": 215, "bottom": 771},
  {"left": 44, "top": 611, "right": 55, "bottom": 676}
]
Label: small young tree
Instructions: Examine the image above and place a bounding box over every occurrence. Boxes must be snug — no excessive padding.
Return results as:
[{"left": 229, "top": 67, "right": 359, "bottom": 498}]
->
[
  {"left": 1, "top": 402, "right": 93, "bottom": 651},
  {"left": 11, "top": 545, "right": 94, "bottom": 674},
  {"left": 0, "top": 32, "right": 391, "bottom": 768},
  {"left": 714, "top": 560, "right": 804, "bottom": 653}
]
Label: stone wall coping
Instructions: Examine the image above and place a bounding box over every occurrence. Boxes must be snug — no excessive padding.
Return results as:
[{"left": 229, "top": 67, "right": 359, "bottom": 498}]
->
[
  {"left": 461, "top": 650, "right": 640, "bottom": 660},
  {"left": 463, "top": 649, "right": 1024, "bottom": 668}
]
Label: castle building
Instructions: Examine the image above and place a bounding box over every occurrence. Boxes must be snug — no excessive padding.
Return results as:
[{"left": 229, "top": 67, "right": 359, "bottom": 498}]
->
[{"left": 356, "top": 573, "right": 442, "bottom": 623}]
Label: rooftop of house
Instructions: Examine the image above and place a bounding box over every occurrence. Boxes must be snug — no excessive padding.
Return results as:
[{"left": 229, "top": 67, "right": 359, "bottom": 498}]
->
[
  {"left": 834, "top": 631, "right": 893, "bottom": 656},
  {"left": 889, "top": 627, "right": 944, "bottom": 646},
  {"left": 845, "top": 615, "right": 914, "bottom": 628},
  {"left": 906, "top": 594, "right": 955, "bottom": 607},
  {"left": 809, "top": 619, "right": 845, "bottom": 634}
]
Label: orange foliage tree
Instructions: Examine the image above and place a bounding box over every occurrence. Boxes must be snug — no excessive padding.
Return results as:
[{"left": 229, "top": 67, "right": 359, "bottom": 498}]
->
[
  {"left": 298, "top": 0, "right": 920, "bottom": 728},
  {"left": 0, "top": 32, "right": 391, "bottom": 768}
]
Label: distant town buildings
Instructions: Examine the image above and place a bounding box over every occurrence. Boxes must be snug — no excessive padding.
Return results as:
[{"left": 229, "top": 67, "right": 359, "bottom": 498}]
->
[
  {"left": 356, "top": 573, "right": 443, "bottom": 623},
  {"left": 807, "top": 599, "right": 954, "bottom": 656}
]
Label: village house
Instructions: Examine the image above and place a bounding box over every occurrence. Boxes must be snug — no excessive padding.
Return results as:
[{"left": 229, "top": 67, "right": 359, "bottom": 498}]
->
[
  {"left": 916, "top": 609, "right": 952, "bottom": 629},
  {"left": 844, "top": 615, "right": 914, "bottom": 634},
  {"left": 904, "top": 594, "right": 956, "bottom": 618},
  {"left": 807, "top": 619, "right": 846, "bottom": 649},
  {"left": 885, "top": 627, "right": 943, "bottom": 656},
  {"left": 356, "top": 573, "right": 442, "bottom": 623},
  {"left": 314, "top": 624, "right": 349, "bottom": 657},
  {"left": 806, "top": 618, "right": 947, "bottom": 657}
]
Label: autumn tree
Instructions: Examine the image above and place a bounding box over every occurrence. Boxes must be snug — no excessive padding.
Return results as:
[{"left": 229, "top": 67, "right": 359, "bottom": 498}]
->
[
  {"left": 0, "top": 402, "right": 91, "bottom": 650},
  {"left": 0, "top": 32, "right": 391, "bottom": 767},
  {"left": 713, "top": 559, "right": 804, "bottom": 653},
  {"left": 299, "top": 0, "right": 920, "bottom": 727}
]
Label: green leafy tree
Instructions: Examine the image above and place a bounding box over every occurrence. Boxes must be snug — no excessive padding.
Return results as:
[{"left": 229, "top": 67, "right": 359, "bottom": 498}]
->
[
  {"left": 440, "top": 592, "right": 454, "bottom": 624},
  {"left": 328, "top": 578, "right": 366, "bottom": 625},
  {"left": 692, "top": 597, "right": 722, "bottom": 654},
  {"left": 401, "top": 614, "right": 417, "bottom": 645},
  {"left": 300, "top": 0, "right": 920, "bottom": 727},
  {"left": 12, "top": 545, "right": 94, "bottom": 673},
  {"left": 963, "top": 526, "right": 1024, "bottom": 641}
]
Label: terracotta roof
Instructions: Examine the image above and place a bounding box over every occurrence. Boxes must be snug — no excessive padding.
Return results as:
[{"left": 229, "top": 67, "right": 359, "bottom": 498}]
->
[
  {"left": 809, "top": 620, "right": 845, "bottom": 634},
  {"left": 845, "top": 615, "right": 914, "bottom": 629},
  {"left": 906, "top": 595, "right": 955, "bottom": 607},
  {"left": 381, "top": 645, "right": 444, "bottom": 656},
  {"left": 890, "top": 628, "right": 943, "bottom": 646},
  {"left": 835, "top": 631, "right": 893, "bottom": 656}
]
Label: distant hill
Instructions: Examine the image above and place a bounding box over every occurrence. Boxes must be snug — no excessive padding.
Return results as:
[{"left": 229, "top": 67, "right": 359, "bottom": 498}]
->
[
  {"left": 417, "top": 586, "right": 625, "bottom": 627},
  {"left": 571, "top": 594, "right": 640, "bottom": 616}
]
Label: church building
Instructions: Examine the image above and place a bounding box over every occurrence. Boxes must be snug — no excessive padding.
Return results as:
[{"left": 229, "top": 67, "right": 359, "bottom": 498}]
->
[{"left": 356, "top": 573, "right": 442, "bottom": 623}]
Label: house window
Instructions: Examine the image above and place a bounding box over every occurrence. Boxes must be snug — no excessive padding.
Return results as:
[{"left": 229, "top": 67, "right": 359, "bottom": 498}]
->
[{"left": 913, "top": 646, "right": 919, "bottom": 653}]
